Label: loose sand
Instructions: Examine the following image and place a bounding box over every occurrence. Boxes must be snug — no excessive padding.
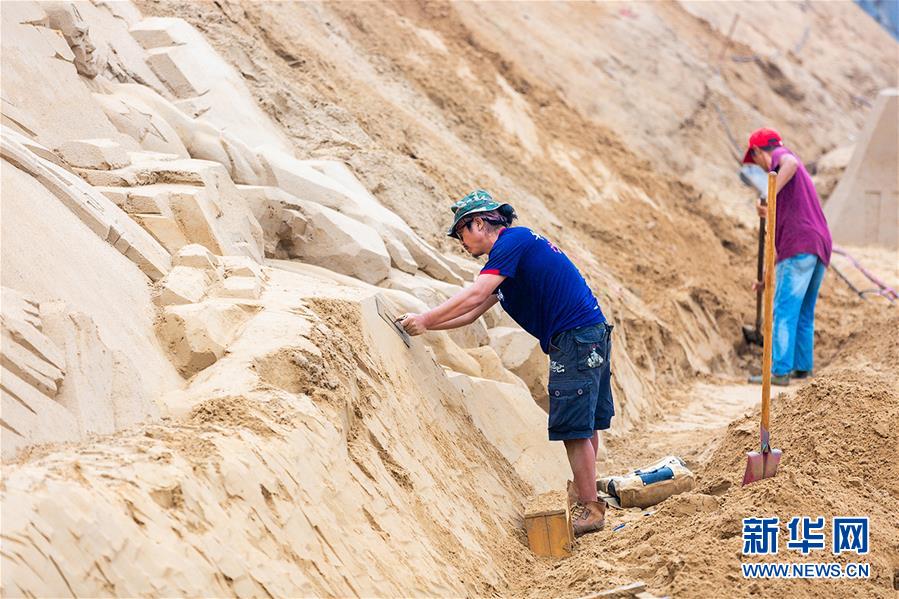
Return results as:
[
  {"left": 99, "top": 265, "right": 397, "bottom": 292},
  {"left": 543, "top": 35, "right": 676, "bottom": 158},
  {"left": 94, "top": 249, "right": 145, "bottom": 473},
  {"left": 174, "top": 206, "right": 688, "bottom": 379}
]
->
[
  {"left": 511, "top": 294, "right": 899, "bottom": 598},
  {"left": 3, "top": 1, "right": 897, "bottom": 597}
]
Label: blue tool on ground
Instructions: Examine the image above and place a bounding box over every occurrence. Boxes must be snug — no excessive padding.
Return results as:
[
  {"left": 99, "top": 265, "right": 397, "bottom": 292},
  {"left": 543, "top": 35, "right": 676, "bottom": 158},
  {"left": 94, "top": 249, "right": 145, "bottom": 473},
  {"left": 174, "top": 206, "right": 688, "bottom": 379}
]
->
[{"left": 598, "top": 456, "right": 694, "bottom": 509}]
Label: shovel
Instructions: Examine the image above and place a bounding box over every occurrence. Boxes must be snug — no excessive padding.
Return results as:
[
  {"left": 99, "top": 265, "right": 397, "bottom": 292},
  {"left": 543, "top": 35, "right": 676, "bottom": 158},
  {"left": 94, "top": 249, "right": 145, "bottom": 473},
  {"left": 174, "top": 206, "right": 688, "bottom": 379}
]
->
[
  {"left": 740, "top": 165, "right": 768, "bottom": 347},
  {"left": 742, "top": 172, "right": 783, "bottom": 486},
  {"left": 741, "top": 210, "right": 766, "bottom": 346}
]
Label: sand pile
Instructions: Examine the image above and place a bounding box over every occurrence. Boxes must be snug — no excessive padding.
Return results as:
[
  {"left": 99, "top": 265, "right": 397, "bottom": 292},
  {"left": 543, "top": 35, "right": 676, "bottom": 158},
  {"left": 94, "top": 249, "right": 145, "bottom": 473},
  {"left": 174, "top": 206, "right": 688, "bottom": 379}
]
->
[
  {"left": 2, "top": 281, "right": 566, "bottom": 597},
  {"left": 133, "top": 0, "right": 897, "bottom": 431},
  {"left": 1, "top": 1, "right": 565, "bottom": 592},
  {"left": 814, "top": 249, "right": 899, "bottom": 366},
  {"left": 514, "top": 308, "right": 899, "bottom": 599},
  {"left": 2, "top": 0, "right": 897, "bottom": 596},
  {"left": 133, "top": 0, "right": 748, "bottom": 427}
]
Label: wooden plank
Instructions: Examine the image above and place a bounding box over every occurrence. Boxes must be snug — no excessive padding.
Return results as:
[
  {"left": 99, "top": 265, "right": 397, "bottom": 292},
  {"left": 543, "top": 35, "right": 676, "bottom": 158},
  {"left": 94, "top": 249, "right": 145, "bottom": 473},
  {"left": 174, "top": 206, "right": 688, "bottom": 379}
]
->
[
  {"left": 525, "top": 512, "right": 572, "bottom": 558},
  {"left": 525, "top": 489, "right": 574, "bottom": 558},
  {"left": 545, "top": 512, "right": 572, "bottom": 557},
  {"left": 525, "top": 514, "right": 551, "bottom": 557},
  {"left": 525, "top": 508, "right": 566, "bottom": 518}
]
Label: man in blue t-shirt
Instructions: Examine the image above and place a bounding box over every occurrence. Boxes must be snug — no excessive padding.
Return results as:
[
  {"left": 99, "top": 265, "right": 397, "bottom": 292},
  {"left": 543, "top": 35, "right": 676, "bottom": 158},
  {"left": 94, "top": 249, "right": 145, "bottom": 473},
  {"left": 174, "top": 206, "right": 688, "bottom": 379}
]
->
[{"left": 400, "top": 189, "right": 613, "bottom": 536}]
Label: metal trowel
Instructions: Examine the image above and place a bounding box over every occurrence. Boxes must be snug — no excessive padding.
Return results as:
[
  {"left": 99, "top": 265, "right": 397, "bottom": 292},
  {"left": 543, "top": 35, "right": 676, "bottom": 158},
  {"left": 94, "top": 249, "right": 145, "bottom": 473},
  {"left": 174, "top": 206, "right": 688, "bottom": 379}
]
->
[{"left": 375, "top": 295, "right": 411, "bottom": 347}]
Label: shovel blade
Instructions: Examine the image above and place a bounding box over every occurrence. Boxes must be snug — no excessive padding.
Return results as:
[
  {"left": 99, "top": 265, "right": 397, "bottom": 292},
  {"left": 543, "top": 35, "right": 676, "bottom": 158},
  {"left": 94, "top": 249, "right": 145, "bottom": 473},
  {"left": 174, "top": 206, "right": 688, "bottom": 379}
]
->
[
  {"left": 763, "top": 448, "right": 783, "bottom": 478},
  {"left": 741, "top": 324, "right": 763, "bottom": 347},
  {"left": 740, "top": 164, "right": 769, "bottom": 199},
  {"left": 742, "top": 449, "right": 783, "bottom": 486}
]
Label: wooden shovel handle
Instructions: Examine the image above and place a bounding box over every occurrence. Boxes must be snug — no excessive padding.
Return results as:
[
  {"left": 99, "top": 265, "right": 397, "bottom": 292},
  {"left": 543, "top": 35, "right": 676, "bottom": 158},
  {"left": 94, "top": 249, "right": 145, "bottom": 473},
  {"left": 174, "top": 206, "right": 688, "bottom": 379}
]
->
[{"left": 760, "top": 172, "right": 777, "bottom": 448}]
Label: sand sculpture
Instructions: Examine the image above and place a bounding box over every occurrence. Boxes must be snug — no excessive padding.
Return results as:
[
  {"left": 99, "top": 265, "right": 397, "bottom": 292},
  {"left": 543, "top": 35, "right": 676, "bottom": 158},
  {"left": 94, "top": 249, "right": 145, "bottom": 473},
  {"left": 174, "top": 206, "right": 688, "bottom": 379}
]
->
[
  {"left": 825, "top": 88, "right": 899, "bottom": 249},
  {"left": 2, "top": 1, "right": 896, "bottom": 597}
]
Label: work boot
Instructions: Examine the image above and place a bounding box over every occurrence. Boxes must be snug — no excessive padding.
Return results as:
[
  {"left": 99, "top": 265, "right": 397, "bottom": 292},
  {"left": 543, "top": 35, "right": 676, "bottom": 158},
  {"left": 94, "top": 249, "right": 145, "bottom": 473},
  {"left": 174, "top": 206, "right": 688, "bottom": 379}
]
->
[
  {"left": 572, "top": 500, "right": 606, "bottom": 536},
  {"left": 790, "top": 369, "right": 812, "bottom": 379},
  {"left": 747, "top": 373, "right": 791, "bottom": 386}
]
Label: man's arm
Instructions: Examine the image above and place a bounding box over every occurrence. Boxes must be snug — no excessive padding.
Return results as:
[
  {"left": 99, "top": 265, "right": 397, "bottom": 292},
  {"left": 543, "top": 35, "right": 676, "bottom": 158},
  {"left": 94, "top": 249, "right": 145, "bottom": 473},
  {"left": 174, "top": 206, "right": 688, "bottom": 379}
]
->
[
  {"left": 774, "top": 154, "right": 798, "bottom": 194},
  {"left": 423, "top": 273, "right": 504, "bottom": 327},
  {"left": 753, "top": 154, "right": 800, "bottom": 284},
  {"left": 429, "top": 295, "right": 499, "bottom": 330},
  {"left": 756, "top": 155, "right": 799, "bottom": 218},
  {"left": 401, "top": 273, "right": 505, "bottom": 335}
]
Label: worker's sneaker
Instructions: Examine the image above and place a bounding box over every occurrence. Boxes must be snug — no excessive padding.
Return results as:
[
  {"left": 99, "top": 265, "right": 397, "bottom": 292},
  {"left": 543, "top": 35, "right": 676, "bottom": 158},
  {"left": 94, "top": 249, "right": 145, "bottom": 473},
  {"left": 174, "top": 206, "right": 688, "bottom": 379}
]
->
[
  {"left": 747, "top": 373, "right": 791, "bottom": 386},
  {"left": 790, "top": 369, "right": 813, "bottom": 379},
  {"left": 572, "top": 500, "right": 606, "bottom": 536}
]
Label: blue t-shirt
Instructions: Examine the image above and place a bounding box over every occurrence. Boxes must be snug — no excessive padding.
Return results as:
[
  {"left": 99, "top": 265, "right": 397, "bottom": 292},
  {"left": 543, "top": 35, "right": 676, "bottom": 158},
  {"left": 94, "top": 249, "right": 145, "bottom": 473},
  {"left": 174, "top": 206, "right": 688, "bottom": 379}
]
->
[{"left": 481, "top": 227, "right": 605, "bottom": 353}]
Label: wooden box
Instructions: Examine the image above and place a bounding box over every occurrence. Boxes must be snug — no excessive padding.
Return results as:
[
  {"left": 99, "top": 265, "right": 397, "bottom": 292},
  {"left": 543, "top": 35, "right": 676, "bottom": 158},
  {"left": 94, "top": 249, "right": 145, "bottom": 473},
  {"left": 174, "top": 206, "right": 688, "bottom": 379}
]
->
[{"left": 524, "top": 491, "right": 573, "bottom": 558}]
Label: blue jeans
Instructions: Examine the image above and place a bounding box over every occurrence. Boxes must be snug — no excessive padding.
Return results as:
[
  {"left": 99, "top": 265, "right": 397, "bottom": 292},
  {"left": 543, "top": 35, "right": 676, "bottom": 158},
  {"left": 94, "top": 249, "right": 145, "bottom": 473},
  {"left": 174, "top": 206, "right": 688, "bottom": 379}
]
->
[{"left": 772, "top": 254, "right": 827, "bottom": 376}]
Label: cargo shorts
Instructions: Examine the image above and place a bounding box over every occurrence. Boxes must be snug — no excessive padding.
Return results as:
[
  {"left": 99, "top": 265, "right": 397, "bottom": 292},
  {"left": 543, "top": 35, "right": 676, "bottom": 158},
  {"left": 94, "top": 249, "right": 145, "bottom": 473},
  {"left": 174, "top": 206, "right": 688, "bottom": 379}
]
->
[{"left": 546, "top": 322, "right": 614, "bottom": 441}]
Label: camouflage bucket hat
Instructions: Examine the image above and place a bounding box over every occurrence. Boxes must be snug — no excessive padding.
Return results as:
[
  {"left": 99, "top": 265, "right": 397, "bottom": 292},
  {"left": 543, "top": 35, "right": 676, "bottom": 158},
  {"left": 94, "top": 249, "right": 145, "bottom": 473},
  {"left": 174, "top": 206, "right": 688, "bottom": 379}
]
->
[{"left": 447, "top": 189, "right": 508, "bottom": 238}]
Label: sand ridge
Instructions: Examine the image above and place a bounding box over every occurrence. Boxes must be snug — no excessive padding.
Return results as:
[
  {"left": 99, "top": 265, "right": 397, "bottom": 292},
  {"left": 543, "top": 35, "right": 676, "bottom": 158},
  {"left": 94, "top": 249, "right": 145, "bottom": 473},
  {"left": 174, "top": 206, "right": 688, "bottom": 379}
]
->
[{"left": 2, "top": 0, "right": 897, "bottom": 596}]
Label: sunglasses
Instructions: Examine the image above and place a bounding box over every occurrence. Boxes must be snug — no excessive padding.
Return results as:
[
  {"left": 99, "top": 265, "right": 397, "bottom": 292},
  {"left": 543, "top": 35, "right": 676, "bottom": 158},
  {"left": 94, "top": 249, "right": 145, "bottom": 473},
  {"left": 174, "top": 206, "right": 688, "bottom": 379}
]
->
[{"left": 454, "top": 217, "right": 475, "bottom": 238}]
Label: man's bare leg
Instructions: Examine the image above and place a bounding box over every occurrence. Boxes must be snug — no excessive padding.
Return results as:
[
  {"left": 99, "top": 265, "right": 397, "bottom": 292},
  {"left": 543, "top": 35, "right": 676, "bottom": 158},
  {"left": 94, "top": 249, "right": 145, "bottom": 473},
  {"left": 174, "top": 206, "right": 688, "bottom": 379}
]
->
[
  {"left": 564, "top": 438, "right": 597, "bottom": 503},
  {"left": 590, "top": 431, "right": 599, "bottom": 460}
]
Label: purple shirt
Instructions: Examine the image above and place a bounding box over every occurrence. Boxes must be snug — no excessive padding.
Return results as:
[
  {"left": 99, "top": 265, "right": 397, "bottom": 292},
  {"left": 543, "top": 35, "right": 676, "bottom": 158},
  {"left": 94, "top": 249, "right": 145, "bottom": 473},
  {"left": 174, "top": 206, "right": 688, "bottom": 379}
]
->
[{"left": 771, "top": 147, "right": 832, "bottom": 266}]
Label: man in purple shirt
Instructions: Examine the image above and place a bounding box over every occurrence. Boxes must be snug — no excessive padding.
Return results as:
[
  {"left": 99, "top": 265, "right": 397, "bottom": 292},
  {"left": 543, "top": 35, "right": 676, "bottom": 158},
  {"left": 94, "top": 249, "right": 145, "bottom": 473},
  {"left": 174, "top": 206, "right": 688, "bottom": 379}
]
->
[{"left": 742, "top": 128, "right": 833, "bottom": 385}]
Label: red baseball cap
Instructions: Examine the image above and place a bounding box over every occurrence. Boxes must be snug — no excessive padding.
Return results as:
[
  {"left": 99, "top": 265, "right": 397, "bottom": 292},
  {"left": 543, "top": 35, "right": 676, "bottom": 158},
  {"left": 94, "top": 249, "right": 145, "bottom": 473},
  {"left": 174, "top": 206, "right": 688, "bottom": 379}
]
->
[{"left": 742, "top": 128, "right": 783, "bottom": 164}]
